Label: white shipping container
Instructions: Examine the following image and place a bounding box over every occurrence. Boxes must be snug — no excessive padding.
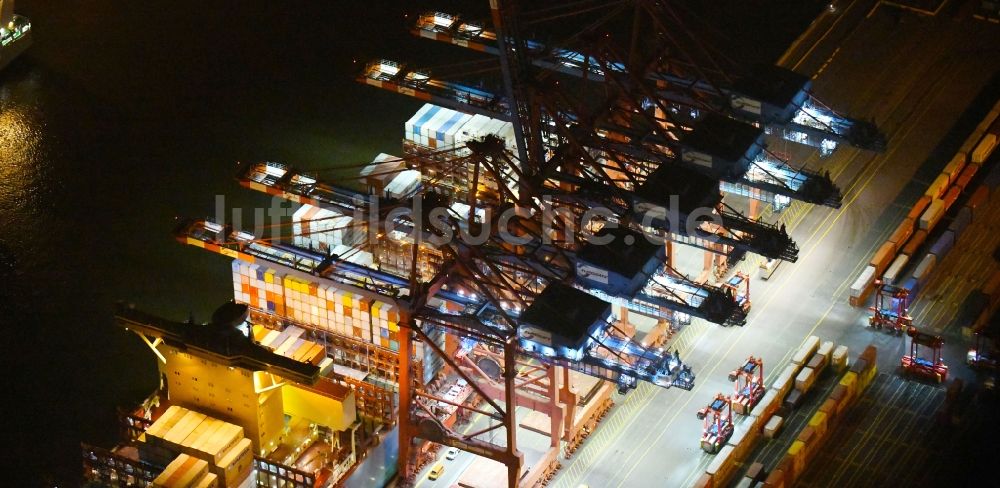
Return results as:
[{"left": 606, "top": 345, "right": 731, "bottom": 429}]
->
[
  {"left": 919, "top": 199, "right": 945, "bottom": 230},
  {"left": 419, "top": 106, "right": 464, "bottom": 148},
  {"left": 851, "top": 265, "right": 877, "bottom": 296},
  {"left": 361, "top": 153, "right": 405, "bottom": 192},
  {"left": 972, "top": 133, "right": 998, "bottom": 164},
  {"left": 792, "top": 336, "right": 820, "bottom": 366},
  {"left": 883, "top": 254, "right": 910, "bottom": 285},
  {"left": 404, "top": 104, "right": 436, "bottom": 145},
  {"left": 454, "top": 114, "right": 494, "bottom": 152},
  {"left": 913, "top": 253, "right": 936, "bottom": 280},
  {"left": 384, "top": 170, "right": 422, "bottom": 198}
]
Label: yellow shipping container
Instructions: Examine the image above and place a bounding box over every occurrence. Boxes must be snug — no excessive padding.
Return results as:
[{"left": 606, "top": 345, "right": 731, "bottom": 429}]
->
[
  {"left": 809, "top": 411, "right": 829, "bottom": 440},
  {"left": 787, "top": 441, "right": 806, "bottom": 479},
  {"left": 839, "top": 372, "right": 858, "bottom": 402}
]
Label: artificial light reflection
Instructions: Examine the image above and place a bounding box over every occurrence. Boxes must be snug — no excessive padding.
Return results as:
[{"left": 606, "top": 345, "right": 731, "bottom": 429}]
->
[{"left": 0, "top": 94, "right": 44, "bottom": 222}]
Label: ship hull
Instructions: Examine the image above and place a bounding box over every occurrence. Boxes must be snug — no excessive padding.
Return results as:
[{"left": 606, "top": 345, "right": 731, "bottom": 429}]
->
[{"left": 0, "top": 28, "right": 31, "bottom": 71}]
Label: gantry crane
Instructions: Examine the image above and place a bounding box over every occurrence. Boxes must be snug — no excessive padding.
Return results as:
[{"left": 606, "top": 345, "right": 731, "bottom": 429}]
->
[
  {"left": 361, "top": 59, "right": 841, "bottom": 210},
  {"left": 412, "top": 10, "right": 886, "bottom": 157},
  {"left": 728, "top": 356, "right": 764, "bottom": 415},
  {"left": 696, "top": 393, "right": 734, "bottom": 454},
  {"left": 869, "top": 280, "right": 912, "bottom": 334},
  {"left": 233, "top": 160, "right": 749, "bottom": 327},
  {"left": 360, "top": 60, "right": 800, "bottom": 263},
  {"left": 902, "top": 327, "right": 948, "bottom": 383}
]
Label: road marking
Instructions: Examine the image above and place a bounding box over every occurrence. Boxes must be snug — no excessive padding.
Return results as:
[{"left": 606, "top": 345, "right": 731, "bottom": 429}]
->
[{"left": 790, "top": 0, "right": 865, "bottom": 72}]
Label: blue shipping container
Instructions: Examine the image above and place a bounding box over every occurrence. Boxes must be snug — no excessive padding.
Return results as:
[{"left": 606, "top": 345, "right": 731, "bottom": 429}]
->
[
  {"left": 929, "top": 230, "right": 955, "bottom": 258},
  {"left": 901, "top": 276, "right": 920, "bottom": 297}
]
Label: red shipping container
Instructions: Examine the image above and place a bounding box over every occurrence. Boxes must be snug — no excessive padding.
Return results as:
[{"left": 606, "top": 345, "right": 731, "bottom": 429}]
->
[
  {"left": 954, "top": 163, "right": 979, "bottom": 191},
  {"left": 967, "top": 185, "right": 989, "bottom": 209},
  {"left": 942, "top": 186, "right": 961, "bottom": 210}
]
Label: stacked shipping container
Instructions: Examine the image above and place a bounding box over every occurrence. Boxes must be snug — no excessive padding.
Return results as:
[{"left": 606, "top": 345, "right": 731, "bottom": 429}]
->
[
  {"left": 231, "top": 259, "right": 445, "bottom": 380},
  {"left": 850, "top": 103, "right": 1000, "bottom": 306},
  {"left": 291, "top": 204, "right": 364, "bottom": 255}
]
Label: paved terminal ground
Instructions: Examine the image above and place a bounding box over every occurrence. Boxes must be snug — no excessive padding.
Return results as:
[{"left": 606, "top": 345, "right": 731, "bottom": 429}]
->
[
  {"left": 547, "top": 2, "right": 1000, "bottom": 487},
  {"left": 795, "top": 368, "right": 998, "bottom": 487}
]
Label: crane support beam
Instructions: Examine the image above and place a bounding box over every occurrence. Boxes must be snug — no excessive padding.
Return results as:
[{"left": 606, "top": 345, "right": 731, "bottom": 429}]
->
[{"left": 411, "top": 11, "right": 886, "bottom": 153}]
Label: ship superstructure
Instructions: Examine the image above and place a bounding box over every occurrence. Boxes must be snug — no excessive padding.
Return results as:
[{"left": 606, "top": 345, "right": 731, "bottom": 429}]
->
[{"left": 0, "top": 0, "right": 31, "bottom": 71}]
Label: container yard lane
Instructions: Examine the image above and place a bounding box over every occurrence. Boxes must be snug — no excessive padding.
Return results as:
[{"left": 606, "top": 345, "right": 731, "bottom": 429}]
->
[{"left": 551, "top": 2, "right": 1000, "bottom": 487}]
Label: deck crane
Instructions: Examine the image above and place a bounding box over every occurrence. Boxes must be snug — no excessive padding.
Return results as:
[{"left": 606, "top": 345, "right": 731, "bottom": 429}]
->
[
  {"left": 901, "top": 327, "right": 948, "bottom": 383},
  {"left": 728, "top": 356, "right": 764, "bottom": 414},
  {"left": 696, "top": 393, "right": 734, "bottom": 454},
  {"left": 869, "top": 280, "right": 912, "bottom": 334},
  {"left": 361, "top": 58, "right": 841, "bottom": 209},
  {"left": 360, "top": 62, "right": 799, "bottom": 263},
  {"left": 412, "top": 10, "right": 886, "bottom": 156}
]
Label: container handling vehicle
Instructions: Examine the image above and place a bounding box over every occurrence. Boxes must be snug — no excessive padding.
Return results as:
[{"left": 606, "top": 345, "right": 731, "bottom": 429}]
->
[
  {"left": 869, "top": 280, "right": 912, "bottom": 334},
  {"left": 729, "top": 356, "right": 764, "bottom": 414},
  {"left": 901, "top": 327, "right": 948, "bottom": 382},
  {"left": 696, "top": 393, "right": 734, "bottom": 454}
]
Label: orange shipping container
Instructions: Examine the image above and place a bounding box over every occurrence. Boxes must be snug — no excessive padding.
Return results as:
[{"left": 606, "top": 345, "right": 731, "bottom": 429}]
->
[
  {"left": 869, "top": 241, "right": 897, "bottom": 276},
  {"left": 902, "top": 229, "right": 927, "bottom": 256},
  {"left": 693, "top": 472, "right": 713, "bottom": 488},
  {"left": 942, "top": 152, "right": 967, "bottom": 183},
  {"left": 907, "top": 196, "right": 932, "bottom": 221},
  {"left": 887, "top": 218, "right": 914, "bottom": 246}
]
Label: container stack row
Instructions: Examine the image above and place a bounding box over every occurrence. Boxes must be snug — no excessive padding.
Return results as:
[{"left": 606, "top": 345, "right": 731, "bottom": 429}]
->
[
  {"left": 898, "top": 126, "right": 1000, "bottom": 301},
  {"left": 231, "top": 259, "right": 401, "bottom": 351},
  {"left": 291, "top": 204, "right": 365, "bottom": 255},
  {"left": 695, "top": 337, "right": 844, "bottom": 488},
  {"left": 140, "top": 405, "right": 254, "bottom": 488},
  {"left": 756, "top": 346, "right": 877, "bottom": 488},
  {"left": 850, "top": 102, "right": 1000, "bottom": 306},
  {"left": 404, "top": 103, "right": 515, "bottom": 153}
]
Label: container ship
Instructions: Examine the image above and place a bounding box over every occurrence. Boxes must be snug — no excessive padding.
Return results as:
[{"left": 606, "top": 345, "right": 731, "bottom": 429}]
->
[
  {"left": 0, "top": 0, "right": 31, "bottom": 71},
  {"left": 83, "top": 98, "right": 632, "bottom": 487}
]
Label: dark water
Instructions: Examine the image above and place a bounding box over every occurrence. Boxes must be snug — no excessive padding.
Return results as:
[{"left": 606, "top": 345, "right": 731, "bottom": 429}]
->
[{"left": 0, "top": 1, "right": 822, "bottom": 485}]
